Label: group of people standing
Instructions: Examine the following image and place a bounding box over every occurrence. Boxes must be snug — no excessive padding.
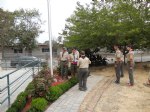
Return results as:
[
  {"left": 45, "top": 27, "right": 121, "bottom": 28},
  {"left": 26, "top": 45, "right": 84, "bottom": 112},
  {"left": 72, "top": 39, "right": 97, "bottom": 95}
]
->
[
  {"left": 114, "top": 45, "right": 134, "bottom": 86},
  {"left": 59, "top": 47, "right": 91, "bottom": 91},
  {"left": 59, "top": 44, "right": 135, "bottom": 91}
]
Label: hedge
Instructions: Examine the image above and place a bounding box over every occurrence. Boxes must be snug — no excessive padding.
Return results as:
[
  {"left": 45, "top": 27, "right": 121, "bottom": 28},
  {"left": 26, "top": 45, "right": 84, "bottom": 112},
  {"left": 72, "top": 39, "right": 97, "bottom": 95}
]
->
[
  {"left": 6, "top": 92, "right": 28, "bottom": 112},
  {"left": 27, "top": 98, "right": 48, "bottom": 112},
  {"left": 6, "top": 77, "right": 78, "bottom": 112},
  {"left": 46, "top": 86, "right": 63, "bottom": 101}
]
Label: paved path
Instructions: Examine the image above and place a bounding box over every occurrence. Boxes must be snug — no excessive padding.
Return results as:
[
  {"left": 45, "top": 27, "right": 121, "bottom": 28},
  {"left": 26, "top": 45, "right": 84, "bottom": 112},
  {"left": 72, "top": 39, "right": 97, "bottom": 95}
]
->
[
  {"left": 45, "top": 75, "right": 104, "bottom": 112},
  {"left": 79, "top": 76, "right": 114, "bottom": 112}
]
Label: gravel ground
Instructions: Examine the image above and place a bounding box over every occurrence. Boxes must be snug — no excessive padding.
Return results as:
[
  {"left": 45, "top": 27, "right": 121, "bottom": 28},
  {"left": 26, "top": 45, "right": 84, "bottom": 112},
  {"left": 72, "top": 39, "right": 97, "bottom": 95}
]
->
[{"left": 79, "top": 63, "right": 150, "bottom": 112}]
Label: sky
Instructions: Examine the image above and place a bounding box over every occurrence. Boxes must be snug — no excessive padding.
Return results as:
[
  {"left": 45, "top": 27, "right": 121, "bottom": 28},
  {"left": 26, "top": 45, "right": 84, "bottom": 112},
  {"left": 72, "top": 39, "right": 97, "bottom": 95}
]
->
[{"left": 0, "top": 0, "right": 91, "bottom": 43}]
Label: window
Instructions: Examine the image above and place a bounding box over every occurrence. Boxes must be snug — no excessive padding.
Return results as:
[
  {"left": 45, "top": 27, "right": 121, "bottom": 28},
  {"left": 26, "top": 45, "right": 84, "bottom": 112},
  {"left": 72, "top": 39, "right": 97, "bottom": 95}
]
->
[
  {"left": 42, "top": 48, "right": 49, "bottom": 52},
  {"left": 14, "top": 49, "right": 23, "bottom": 53}
]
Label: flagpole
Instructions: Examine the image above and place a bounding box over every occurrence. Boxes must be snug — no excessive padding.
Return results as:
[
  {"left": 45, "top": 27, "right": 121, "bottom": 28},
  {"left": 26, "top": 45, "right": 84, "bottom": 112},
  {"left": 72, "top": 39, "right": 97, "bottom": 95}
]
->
[{"left": 47, "top": 0, "right": 53, "bottom": 76}]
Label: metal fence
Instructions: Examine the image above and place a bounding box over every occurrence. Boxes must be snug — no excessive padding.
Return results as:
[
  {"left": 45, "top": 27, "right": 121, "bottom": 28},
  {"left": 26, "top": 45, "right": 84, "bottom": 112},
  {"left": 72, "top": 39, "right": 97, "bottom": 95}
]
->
[
  {"left": 0, "top": 52, "right": 58, "bottom": 70},
  {"left": 1, "top": 52, "right": 58, "bottom": 59},
  {"left": 0, "top": 61, "right": 42, "bottom": 112}
]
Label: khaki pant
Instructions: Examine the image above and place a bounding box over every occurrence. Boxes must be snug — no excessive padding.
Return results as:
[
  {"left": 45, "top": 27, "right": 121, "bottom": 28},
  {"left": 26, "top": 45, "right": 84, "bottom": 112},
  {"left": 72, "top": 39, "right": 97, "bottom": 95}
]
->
[
  {"left": 115, "top": 62, "right": 121, "bottom": 83},
  {"left": 127, "top": 62, "right": 134, "bottom": 85},
  {"left": 78, "top": 68, "right": 88, "bottom": 89},
  {"left": 60, "top": 61, "right": 68, "bottom": 79},
  {"left": 71, "top": 64, "right": 77, "bottom": 76},
  {"left": 120, "top": 61, "right": 124, "bottom": 77}
]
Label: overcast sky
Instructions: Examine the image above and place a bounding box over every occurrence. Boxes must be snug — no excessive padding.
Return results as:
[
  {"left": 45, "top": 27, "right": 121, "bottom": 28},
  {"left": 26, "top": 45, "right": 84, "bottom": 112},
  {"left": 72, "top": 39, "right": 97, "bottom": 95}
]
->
[{"left": 0, "top": 0, "right": 91, "bottom": 43}]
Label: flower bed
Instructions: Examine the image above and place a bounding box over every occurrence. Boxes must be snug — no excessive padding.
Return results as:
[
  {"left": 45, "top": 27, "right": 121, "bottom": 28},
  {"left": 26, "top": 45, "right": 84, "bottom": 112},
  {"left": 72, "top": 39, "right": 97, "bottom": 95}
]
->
[{"left": 6, "top": 65, "right": 78, "bottom": 112}]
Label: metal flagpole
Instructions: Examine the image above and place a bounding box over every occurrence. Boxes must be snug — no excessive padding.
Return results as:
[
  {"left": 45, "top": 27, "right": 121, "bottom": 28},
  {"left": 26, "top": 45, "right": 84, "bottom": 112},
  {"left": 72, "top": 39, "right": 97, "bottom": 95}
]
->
[{"left": 47, "top": 0, "right": 53, "bottom": 76}]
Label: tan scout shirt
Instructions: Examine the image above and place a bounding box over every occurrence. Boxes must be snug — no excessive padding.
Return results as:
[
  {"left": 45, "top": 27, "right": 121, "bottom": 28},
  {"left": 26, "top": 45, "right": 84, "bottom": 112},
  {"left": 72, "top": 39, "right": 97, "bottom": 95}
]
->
[
  {"left": 115, "top": 49, "right": 122, "bottom": 62},
  {"left": 121, "top": 51, "right": 124, "bottom": 62},
  {"left": 127, "top": 50, "right": 134, "bottom": 62},
  {"left": 69, "top": 53, "right": 79, "bottom": 63},
  {"left": 77, "top": 57, "right": 91, "bottom": 68},
  {"left": 60, "top": 51, "right": 69, "bottom": 61}
]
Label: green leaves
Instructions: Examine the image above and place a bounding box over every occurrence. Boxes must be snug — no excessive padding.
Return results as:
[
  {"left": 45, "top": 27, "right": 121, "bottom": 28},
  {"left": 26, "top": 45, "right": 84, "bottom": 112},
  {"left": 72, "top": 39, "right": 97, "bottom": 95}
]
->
[
  {"left": 0, "top": 8, "right": 43, "bottom": 56},
  {"left": 61, "top": 0, "right": 150, "bottom": 49},
  {"left": 13, "top": 9, "right": 43, "bottom": 51}
]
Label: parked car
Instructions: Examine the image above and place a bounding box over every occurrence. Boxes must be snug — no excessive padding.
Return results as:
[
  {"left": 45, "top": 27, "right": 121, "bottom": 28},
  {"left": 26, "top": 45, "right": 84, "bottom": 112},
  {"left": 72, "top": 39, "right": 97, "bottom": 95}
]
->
[{"left": 10, "top": 56, "right": 46, "bottom": 67}]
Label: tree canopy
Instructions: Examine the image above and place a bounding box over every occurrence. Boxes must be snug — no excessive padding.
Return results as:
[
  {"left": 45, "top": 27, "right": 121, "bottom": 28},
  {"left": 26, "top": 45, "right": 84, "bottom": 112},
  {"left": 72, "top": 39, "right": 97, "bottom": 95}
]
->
[
  {"left": 0, "top": 8, "right": 16, "bottom": 57},
  {"left": 61, "top": 0, "right": 150, "bottom": 50},
  {"left": 14, "top": 9, "right": 43, "bottom": 52},
  {"left": 0, "top": 8, "right": 43, "bottom": 57}
]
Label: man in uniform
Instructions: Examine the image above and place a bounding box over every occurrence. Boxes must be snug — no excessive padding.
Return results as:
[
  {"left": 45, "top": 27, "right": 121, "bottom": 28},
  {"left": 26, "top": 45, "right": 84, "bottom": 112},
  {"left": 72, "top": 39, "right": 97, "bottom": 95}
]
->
[
  {"left": 69, "top": 48, "right": 79, "bottom": 77},
  {"left": 126, "top": 45, "right": 134, "bottom": 86},
  {"left": 114, "top": 45, "right": 122, "bottom": 84},
  {"left": 59, "top": 47, "right": 69, "bottom": 79},
  {"left": 77, "top": 51, "right": 91, "bottom": 91}
]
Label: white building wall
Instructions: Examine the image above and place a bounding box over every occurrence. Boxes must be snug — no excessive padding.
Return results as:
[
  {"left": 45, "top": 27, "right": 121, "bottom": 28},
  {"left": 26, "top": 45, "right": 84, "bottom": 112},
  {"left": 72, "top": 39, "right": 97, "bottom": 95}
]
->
[{"left": 32, "top": 46, "right": 49, "bottom": 59}]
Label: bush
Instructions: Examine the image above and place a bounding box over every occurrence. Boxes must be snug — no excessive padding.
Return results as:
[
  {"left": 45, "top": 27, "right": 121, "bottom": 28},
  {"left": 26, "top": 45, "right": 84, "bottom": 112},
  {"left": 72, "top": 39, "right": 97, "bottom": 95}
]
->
[
  {"left": 25, "top": 82, "right": 35, "bottom": 95},
  {"left": 56, "top": 77, "right": 78, "bottom": 93},
  {"left": 57, "top": 83, "right": 67, "bottom": 93},
  {"left": 57, "top": 82, "right": 69, "bottom": 93},
  {"left": 6, "top": 74, "right": 79, "bottom": 112},
  {"left": 6, "top": 107, "right": 17, "bottom": 112},
  {"left": 46, "top": 86, "right": 63, "bottom": 101},
  {"left": 28, "top": 98, "right": 48, "bottom": 112},
  {"left": 7, "top": 92, "right": 27, "bottom": 112},
  {"left": 25, "top": 82, "right": 34, "bottom": 91},
  {"left": 69, "top": 77, "right": 78, "bottom": 86},
  {"left": 64, "top": 81, "right": 72, "bottom": 89},
  {"left": 56, "top": 65, "right": 61, "bottom": 75}
]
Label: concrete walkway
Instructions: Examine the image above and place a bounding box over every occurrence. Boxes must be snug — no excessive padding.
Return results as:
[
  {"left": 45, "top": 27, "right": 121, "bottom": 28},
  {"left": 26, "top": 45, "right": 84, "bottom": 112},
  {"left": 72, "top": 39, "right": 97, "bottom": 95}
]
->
[
  {"left": 45, "top": 75, "right": 103, "bottom": 112},
  {"left": 0, "top": 68, "right": 39, "bottom": 112}
]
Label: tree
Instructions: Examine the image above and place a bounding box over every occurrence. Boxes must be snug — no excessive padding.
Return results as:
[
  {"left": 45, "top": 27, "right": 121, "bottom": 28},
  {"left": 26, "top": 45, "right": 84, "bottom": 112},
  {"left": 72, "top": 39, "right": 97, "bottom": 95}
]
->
[
  {"left": 61, "top": 0, "right": 150, "bottom": 50},
  {"left": 108, "top": 0, "right": 150, "bottom": 48},
  {"left": 0, "top": 8, "right": 43, "bottom": 58},
  {"left": 13, "top": 9, "right": 43, "bottom": 54},
  {"left": 0, "top": 8, "right": 16, "bottom": 58}
]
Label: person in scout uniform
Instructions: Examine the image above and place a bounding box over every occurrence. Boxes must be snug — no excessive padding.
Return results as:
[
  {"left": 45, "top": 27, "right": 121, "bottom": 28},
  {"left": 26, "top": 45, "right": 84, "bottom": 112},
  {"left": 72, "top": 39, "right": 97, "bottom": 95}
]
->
[
  {"left": 77, "top": 51, "right": 91, "bottom": 91},
  {"left": 126, "top": 45, "right": 134, "bottom": 86},
  {"left": 120, "top": 47, "right": 124, "bottom": 77},
  {"left": 59, "top": 47, "right": 69, "bottom": 79},
  {"left": 69, "top": 48, "right": 79, "bottom": 77},
  {"left": 114, "top": 45, "right": 122, "bottom": 84}
]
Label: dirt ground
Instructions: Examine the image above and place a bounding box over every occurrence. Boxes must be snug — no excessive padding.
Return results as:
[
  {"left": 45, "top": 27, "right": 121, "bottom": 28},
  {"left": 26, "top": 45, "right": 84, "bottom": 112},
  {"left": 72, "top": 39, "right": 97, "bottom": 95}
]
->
[{"left": 79, "top": 63, "right": 150, "bottom": 112}]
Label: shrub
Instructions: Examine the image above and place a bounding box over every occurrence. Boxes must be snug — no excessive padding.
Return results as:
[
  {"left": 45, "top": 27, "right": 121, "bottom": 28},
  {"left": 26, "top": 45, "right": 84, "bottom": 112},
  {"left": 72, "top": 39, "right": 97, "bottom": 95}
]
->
[
  {"left": 57, "top": 83, "right": 67, "bottom": 93},
  {"left": 46, "top": 86, "right": 63, "bottom": 101},
  {"left": 56, "top": 77, "right": 78, "bottom": 93},
  {"left": 6, "top": 74, "right": 79, "bottom": 112},
  {"left": 56, "top": 65, "right": 61, "bottom": 75},
  {"left": 27, "top": 108, "right": 37, "bottom": 112},
  {"left": 7, "top": 92, "right": 27, "bottom": 112},
  {"left": 6, "top": 107, "right": 17, "bottom": 112},
  {"left": 25, "top": 82, "right": 35, "bottom": 96},
  {"left": 25, "top": 82, "right": 34, "bottom": 91},
  {"left": 28, "top": 98, "right": 48, "bottom": 112},
  {"left": 64, "top": 81, "right": 72, "bottom": 89},
  {"left": 69, "top": 77, "right": 78, "bottom": 86}
]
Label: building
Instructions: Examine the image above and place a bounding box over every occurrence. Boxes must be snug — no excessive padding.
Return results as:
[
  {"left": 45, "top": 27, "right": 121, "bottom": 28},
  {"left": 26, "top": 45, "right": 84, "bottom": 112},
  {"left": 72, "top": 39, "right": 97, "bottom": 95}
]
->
[{"left": 0, "top": 41, "right": 58, "bottom": 60}]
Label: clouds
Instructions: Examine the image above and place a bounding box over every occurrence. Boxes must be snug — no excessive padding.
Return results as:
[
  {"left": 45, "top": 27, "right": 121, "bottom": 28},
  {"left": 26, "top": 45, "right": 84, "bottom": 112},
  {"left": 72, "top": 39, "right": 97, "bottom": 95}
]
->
[{"left": 0, "top": 0, "right": 91, "bottom": 43}]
